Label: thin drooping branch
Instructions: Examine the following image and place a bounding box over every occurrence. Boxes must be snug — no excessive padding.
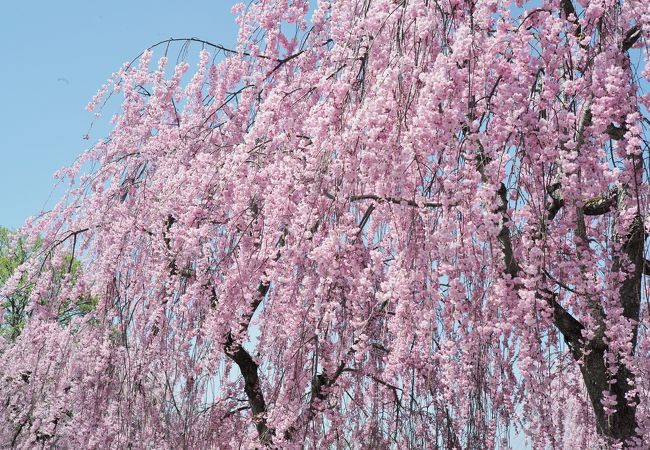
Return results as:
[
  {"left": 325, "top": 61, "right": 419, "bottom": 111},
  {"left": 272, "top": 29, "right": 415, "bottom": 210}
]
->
[
  {"left": 284, "top": 299, "right": 390, "bottom": 442},
  {"left": 324, "top": 191, "right": 443, "bottom": 208}
]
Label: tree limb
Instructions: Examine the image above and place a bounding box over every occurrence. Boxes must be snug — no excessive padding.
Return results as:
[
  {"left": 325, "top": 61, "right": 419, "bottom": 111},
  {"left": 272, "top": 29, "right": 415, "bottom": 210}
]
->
[
  {"left": 324, "top": 191, "right": 443, "bottom": 208},
  {"left": 546, "top": 182, "right": 565, "bottom": 221},
  {"left": 606, "top": 123, "right": 627, "bottom": 140},
  {"left": 582, "top": 189, "right": 619, "bottom": 216},
  {"left": 545, "top": 290, "right": 585, "bottom": 357},
  {"left": 546, "top": 184, "right": 619, "bottom": 219},
  {"left": 622, "top": 25, "right": 642, "bottom": 52},
  {"left": 224, "top": 332, "right": 273, "bottom": 444},
  {"left": 491, "top": 180, "right": 585, "bottom": 356}
]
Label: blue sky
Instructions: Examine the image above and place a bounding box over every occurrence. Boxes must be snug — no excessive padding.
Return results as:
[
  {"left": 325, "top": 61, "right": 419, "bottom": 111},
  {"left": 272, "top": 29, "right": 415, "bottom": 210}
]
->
[{"left": 0, "top": 0, "right": 239, "bottom": 229}]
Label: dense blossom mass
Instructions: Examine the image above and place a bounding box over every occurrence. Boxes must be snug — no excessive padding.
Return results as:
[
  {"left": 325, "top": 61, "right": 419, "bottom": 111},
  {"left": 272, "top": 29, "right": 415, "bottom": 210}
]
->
[{"left": 1, "top": 0, "right": 649, "bottom": 448}]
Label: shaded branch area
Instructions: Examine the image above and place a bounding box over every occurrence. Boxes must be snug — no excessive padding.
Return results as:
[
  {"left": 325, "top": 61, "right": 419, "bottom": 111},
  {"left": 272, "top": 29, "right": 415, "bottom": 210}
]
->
[
  {"left": 224, "top": 329, "right": 272, "bottom": 444},
  {"left": 219, "top": 269, "right": 274, "bottom": 445},
  {"left": 495, "top": 177, "right": 644, "bottom": 445},
  {"left": 476, "top": 99, "right": 644, "bottom": 444}
]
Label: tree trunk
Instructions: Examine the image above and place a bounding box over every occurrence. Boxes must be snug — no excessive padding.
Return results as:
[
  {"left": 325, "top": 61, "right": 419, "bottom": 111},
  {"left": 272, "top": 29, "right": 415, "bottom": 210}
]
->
[
  {"left": 569, "top": 215, "right": 644, "bottom": 446},
  {"left": 580, "top": 347, "right": 638, "bottom": 444}
]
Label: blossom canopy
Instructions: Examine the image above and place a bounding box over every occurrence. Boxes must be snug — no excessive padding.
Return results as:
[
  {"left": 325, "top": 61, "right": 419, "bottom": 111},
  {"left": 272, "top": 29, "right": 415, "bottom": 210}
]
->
[{"left": 1, "top": 0, "right": 649, "bottom": 448}]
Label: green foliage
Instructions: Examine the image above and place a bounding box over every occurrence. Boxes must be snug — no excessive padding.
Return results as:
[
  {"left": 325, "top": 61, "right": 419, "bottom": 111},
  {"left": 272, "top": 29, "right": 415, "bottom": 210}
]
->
[
  {"left": 0, "top": 227, "right": 97, "bottom": 340},
  {"left": 0, "top": 227, "right": 32, "bottom": 340}
]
